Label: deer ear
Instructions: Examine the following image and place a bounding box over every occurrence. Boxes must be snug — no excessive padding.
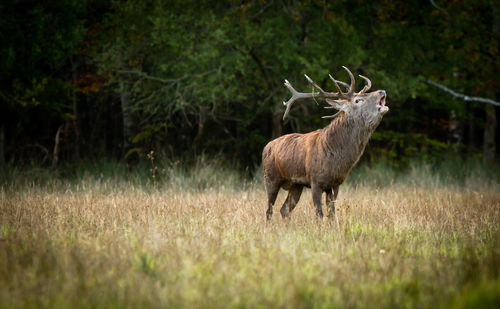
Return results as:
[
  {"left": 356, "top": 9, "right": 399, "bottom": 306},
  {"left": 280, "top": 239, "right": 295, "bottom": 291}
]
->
[{"left": 325, "top": 98, "right": 345, "bottom": 110}]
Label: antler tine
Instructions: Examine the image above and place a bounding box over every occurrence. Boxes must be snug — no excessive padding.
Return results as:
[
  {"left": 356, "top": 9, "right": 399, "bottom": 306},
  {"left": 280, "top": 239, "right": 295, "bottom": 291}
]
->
[
  {"left": 304, "top": 74, "right": 339, "bottom": 98},
  {"left": 282, "top": 75, "right": 340, "bottom": 120},
  {"left": 356, "top": 74, "right": 372, "bottom": 95},
  {"left": 321, "top": 111, "right": 341, "bottom": 119},
  {"left": 328, "top": 74, "right": 349, "bottom": 91},
  {"left": 329, "top": 74, "right": 349, "bottom": 100},
  {"left": 282, "top": 79, "right": 301, "bottom": 120},
  {"left": 328, "top": 74, "right": 350, "bottom": 91},
  {"left": 342, "top": 66, "right": 356, "bottom": 98},
  {"left": 282, "top": 79, "right": 322, "bottom": 120}
]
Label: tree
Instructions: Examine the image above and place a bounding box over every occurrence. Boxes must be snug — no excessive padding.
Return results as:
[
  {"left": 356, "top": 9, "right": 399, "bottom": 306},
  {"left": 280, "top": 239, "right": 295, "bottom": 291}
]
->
[
  {"left": 0, "top": 0, "right": 87, "bottom": 163},
  {"left": 2, "top": 0, "right": 498, "bottom": 168}
]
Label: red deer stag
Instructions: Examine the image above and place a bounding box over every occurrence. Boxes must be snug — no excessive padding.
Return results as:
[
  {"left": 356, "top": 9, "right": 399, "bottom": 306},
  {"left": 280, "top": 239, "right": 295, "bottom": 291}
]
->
[{"left": 262, "top": 66, "right": 388, "bottom": 220}]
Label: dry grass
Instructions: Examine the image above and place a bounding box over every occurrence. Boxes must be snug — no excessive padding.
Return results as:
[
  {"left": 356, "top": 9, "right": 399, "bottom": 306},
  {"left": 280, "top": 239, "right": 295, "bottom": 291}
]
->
[{"left": 1, "top": 163, "right": 499, "bottom": 308}]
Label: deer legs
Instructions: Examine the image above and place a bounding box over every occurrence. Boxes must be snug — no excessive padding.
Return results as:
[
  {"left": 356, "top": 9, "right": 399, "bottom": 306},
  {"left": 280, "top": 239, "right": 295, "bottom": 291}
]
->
[
  {"left": 280, "top": 185, "right": 303, "bottom": 219},
  {"left": 326, "top": 186, "right": 339, "bottom": 218},
  {"left": 311, "top": 184, "right": 339, "bottom": 219},
  {"left": 266, "top": 181, "right": 337, "bottom": 221},
  {"left": 311, "top": 184, "right": 324, "bottom": 218}
]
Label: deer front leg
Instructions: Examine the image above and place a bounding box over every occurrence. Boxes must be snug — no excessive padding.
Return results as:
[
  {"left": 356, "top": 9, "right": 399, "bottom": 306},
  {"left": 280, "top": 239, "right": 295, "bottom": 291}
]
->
[
  {"left": 311, "top": 183, "right": 324, "bottom": 218},
  {"left": 326, "top": 186, "right": 339, "bottom": 218}
]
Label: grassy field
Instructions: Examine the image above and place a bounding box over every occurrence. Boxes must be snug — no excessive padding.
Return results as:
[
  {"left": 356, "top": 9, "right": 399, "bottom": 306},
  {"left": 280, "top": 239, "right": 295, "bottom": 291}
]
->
[{"left": 1, "top": 160, "right": 499, "bottom": 308}]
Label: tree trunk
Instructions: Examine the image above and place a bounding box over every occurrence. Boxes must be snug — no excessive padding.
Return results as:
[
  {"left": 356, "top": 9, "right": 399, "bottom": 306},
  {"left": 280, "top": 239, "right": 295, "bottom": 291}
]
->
[
  {"left": 193, "top": 107, "right": 207, "bottom": 152},
  {"left": 483, "top": 0, "right": 499, "bottom": 164},
  {"left": 119, "top": 79, "right": 134, "bottom": 154},
  {"left": 0, "top": 126, "right": 4, "bottom": 165},
  {"left": 483, "top": 104, "right": 496, "bottom": 164},
  {"left": 52, "top": 124, "right": 64, "bottom": 170},
  {"left": 467, "top": 106, "right": 478, "bottom": 154},
  {"left": 70, "top": 56, "right": 81, "bottom": 158},
  {"left": 272, "top": 108, "right": 283, "bottom": 139},
  {"left": 448, "top": 110, "right": 462, "bottom": 146}
]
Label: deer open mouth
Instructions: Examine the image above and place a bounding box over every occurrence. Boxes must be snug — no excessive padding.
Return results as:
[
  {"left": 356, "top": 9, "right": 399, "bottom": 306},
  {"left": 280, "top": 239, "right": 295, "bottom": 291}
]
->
[
  {"left": 378, "top": 95, "right": 389, "bottom": 114},
  {"left": 378, "top": 95, "right": 386, "bottom": 107}
]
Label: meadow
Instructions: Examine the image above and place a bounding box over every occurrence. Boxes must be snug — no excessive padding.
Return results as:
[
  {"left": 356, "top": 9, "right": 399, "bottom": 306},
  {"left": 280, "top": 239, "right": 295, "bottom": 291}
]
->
[{"left": 1, "top": 159, "right": 499, "bottom": 308}]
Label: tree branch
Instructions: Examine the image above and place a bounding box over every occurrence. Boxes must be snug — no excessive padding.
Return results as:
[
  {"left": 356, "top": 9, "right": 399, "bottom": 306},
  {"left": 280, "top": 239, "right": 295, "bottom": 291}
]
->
[
  {"left": 429, "top": 0, "right": 450, "bottom": 18},
  {"left": 118, "top": 70, "right": 188, "bottom": 84},
  {"left": 117, "top": 66, "right": 223, "bottom": 84},
  {"left": 251, "top": 0, "right": 274, "bottom": 19},
  {"left": 422, "top": 79, "right": 500, "bottom": 107}
]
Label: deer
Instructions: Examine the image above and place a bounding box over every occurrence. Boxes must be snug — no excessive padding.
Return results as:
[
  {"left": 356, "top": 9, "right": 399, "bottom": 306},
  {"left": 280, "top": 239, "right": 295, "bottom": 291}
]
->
[{"left": 262, "top": 66, "right": 388, "bottom": 220}]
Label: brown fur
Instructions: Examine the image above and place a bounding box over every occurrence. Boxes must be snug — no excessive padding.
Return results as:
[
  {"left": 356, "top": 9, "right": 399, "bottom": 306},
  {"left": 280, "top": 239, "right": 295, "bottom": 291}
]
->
[{"left": 262, "top": 90, "right": 388, "bottom": 220}]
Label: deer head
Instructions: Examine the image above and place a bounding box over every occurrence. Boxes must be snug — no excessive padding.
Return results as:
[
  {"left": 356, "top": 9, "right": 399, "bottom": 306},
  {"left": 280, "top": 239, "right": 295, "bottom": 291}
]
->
[{"left": 282, "top": 66, "right": 388, "bottom": 127}]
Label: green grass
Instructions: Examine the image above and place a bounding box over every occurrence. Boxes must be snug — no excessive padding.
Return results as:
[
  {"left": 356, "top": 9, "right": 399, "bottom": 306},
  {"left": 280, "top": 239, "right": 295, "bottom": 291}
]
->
[{"left": 0, "top": 158, "right": 499, "bottom": 308}]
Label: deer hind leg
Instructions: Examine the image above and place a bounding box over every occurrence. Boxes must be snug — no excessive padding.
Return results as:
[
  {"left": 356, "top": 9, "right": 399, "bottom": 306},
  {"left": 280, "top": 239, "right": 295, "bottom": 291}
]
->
[
  {"left": 311, "top": 183, "right": 324, "bottom": 218},
  {"left": 326, "top": 186, "right": 339, "bottom": 219},
  {"left": 280, "top": 185, "right": 303, "bottom": 219},
  {"left": 265, "top": 180, "right": 281, "bottom": 221}
]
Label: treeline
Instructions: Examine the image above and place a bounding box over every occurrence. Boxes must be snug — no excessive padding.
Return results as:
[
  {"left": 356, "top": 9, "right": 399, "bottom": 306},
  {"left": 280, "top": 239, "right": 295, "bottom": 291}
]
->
[{"left": 1, "top": 0, "right": 499, "bottom": 169}]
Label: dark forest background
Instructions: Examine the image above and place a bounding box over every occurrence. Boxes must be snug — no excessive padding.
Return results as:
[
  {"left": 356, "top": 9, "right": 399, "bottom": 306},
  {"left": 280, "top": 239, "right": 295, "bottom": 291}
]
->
[{"left": 1, "top": 0, "right": 499, "bottom": 172}]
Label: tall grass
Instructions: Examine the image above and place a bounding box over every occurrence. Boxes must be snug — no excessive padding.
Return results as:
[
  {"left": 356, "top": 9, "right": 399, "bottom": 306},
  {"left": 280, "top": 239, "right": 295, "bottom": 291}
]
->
[{"left": 1, "top": 158, "right": 499, "bottom": 308}]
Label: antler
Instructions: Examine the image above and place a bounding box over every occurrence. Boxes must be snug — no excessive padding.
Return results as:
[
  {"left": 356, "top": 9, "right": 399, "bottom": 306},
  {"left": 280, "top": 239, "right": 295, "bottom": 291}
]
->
[
  {"left": 328, "top": 66, "right": 356, "bottom": 100},
  {"left": 356, "top": 74, "right": 372, "bottom": 95},
  {"left": 282, "top": 67, "right": 373, "bottom": 120},
  {"left": 282, "top": 75, "right": 340, "bottom": 120}
]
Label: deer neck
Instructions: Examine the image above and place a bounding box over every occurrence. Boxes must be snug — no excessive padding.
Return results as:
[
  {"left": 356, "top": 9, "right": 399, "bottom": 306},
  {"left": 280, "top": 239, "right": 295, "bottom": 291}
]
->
[{"left": 321, "top": 111, "right": 375, "bottom": 166}]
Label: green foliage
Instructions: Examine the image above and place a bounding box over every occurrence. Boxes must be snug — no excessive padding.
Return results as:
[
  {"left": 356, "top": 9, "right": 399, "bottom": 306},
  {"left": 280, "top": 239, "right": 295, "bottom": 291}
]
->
[
  {"left": 448, "top": 280, "right": 500, "bottom": 309},
  {"left": 370, "top": 130, "right": 450, "bottom": 165},
  {"left": 0, "top": 0, "right": 87, "bottom": 112},
  {"left": 348, "top": 156, "right": 500, "bottom": 188},
  {"left": 1, "top": 0, "right": 499, "bottom": 166}
]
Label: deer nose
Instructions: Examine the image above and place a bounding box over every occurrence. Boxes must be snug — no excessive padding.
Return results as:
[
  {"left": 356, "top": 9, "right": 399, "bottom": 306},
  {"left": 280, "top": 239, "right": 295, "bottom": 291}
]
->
[{"left": 379, "top": 90, "right": 386, "bottom": 97}]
